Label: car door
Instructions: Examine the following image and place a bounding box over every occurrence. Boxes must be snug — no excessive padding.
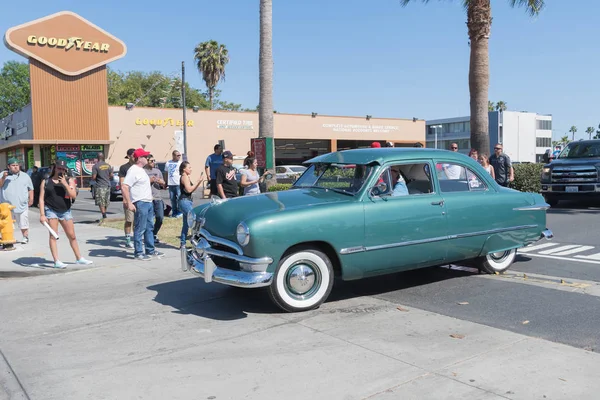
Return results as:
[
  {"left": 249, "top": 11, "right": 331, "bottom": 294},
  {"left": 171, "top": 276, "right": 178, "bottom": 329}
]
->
[
  {"left": 360, "top": 161, "right": 448, "bottom": 275},
  {"left": 433, "top": 160, "right": 506, "bottom": 262}
]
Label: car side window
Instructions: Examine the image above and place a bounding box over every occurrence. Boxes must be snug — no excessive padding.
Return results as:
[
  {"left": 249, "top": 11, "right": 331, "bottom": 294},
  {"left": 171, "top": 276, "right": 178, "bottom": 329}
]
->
[
  {"left": 372, "top": 163, "right": 434, "bottom": 197},
  {"left": 276, "top": 167, "right": 286, "bottom": 173},
  {"left": 436, "top": 163, "right": 487, "bottom": 192}
]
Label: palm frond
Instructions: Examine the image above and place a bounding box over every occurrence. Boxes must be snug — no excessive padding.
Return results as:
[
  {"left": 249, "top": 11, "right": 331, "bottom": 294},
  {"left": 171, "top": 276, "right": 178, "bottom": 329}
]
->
[{"left": 508, "top": 0, "right": 545, "bottom": 16}]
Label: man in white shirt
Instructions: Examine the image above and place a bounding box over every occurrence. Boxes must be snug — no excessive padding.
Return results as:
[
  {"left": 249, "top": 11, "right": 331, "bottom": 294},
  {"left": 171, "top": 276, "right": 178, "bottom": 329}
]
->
[
  {"left": 122, "top": 148, "right": 164, "bottom": 261},
  {"left": 165, "top": 150, "right": 183, "bottom": 218},
  {"left": 443, "top": 143, "right": 463, "bottom": 179}
]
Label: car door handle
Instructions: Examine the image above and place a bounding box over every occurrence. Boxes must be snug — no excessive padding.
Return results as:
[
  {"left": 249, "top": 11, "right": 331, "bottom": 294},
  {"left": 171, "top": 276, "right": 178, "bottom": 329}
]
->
[{"left": 431, "top": 200, "right": 444, "bottom": 206}]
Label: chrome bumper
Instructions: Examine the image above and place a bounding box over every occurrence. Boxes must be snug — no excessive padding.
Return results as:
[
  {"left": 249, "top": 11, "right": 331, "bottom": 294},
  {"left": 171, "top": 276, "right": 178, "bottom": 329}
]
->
[{"left": 180, "top": 239, "right": 274, "bottom": 288}]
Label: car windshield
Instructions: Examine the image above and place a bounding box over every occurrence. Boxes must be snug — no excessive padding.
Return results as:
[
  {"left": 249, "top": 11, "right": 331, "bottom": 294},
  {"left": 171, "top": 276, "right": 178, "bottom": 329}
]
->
[
  {"left": 293, "top": 163, "right": 374, "bottom": 195},
  {"left": 558, "top": 142, "right": 600, "bottom": 159}
]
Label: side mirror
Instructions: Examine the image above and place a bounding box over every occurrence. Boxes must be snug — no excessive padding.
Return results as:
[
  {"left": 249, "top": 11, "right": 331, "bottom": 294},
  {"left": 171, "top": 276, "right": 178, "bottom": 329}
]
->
[{"left": 542, "top": 153, "right": 549, "bottom": 164}]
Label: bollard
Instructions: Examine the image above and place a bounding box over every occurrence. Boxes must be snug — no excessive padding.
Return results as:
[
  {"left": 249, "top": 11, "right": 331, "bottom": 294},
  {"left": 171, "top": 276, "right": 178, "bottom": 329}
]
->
[{"left": 0, "top": 202, "right": 17, "bottom": 250}]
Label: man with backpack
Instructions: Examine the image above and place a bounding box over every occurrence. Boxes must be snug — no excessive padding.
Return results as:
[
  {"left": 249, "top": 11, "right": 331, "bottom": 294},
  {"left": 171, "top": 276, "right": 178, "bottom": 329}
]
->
[{"left": 489, "top": 143, "right": 514, "bottom": 187}]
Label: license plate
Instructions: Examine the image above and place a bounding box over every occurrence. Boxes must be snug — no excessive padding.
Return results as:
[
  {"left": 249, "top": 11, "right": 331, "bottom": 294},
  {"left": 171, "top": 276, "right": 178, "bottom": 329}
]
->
[{"left": 566, "top": 186, "right": 579, "bottom": 193}]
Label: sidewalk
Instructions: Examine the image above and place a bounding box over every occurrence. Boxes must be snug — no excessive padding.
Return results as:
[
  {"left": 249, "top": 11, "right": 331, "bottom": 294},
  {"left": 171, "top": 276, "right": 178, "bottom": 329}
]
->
[{"left": 0, "top": 208, "right": 179, "bottom": 279}]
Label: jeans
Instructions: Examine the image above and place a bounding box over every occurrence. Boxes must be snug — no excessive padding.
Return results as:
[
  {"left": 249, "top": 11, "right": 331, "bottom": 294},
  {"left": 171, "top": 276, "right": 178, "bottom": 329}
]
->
[
  {"left": 152, "top": 199, "right": 164, "bottom": 236},
  {"left": 178, "top": 198, "right": 194, "bottom": 246},
  {"left": 133, "top": 201, "right": 155, "bottom": 256},
  {"left": 168, "top": 185, "right": 181, "bottom": 216}
]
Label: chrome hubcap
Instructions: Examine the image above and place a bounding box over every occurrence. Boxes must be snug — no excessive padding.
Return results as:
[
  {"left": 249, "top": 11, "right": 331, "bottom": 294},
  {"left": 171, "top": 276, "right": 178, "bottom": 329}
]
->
[
  {"left": 286, "top": 262, "right": 321, "bottom": 300},
  {"left": 489, "top": 250, "right": 510, "bottom": 261}
]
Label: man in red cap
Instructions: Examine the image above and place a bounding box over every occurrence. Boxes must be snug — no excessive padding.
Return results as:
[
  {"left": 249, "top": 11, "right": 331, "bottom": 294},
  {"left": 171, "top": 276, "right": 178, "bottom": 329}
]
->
[
  {"left": 122, "top": 148, "right": 164, "bottom": 261},
  {"left": 371, "top": 142, "right": 381, "bottom": 148}
]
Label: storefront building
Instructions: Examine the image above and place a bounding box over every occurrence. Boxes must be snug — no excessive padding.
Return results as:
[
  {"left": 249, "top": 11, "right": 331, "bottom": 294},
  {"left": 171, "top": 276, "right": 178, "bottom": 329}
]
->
[{"left": 2, "top": 11, "right": 425, "bottom": 187}]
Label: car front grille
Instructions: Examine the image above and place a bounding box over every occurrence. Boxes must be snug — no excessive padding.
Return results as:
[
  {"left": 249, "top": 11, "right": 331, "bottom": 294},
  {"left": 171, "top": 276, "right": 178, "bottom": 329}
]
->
[{"left": 551, "top": 166, "right": 598, "bottom": 183}]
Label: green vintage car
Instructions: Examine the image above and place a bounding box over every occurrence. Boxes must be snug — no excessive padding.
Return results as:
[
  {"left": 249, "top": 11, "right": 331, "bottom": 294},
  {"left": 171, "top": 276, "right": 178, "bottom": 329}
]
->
[{"left": 181, "top": 148, "right": 553, "bottom": 312}]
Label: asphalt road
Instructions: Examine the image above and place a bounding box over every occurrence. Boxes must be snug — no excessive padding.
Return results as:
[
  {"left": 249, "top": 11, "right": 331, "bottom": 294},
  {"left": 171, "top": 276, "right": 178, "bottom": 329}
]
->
[{"left": 48, "top": 193, "right": 600, "bottom": 352}]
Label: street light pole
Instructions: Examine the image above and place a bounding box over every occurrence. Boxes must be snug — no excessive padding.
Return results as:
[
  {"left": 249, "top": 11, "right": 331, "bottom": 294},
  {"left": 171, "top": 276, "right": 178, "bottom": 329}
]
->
[{"left": 181, "top": 61, "right": 188, "bottom": 158}]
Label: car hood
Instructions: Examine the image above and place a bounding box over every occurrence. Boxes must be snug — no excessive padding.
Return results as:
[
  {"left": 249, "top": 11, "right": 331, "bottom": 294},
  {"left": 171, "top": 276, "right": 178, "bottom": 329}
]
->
[
  {"left": 197, "top": 188, "right": 353, "bottom": 239},
  {"left": 548, "top": 158, "right": 600, "bottom": 167}
]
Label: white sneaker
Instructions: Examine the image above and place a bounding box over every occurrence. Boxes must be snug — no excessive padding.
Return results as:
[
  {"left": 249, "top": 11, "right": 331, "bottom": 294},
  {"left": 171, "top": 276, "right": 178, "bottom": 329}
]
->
[
  {"left": 53, "top": 261, "right": 67, "bottom": 269},
  {"left": 76, "top": 258, "right": 93, "bottom": 265}
]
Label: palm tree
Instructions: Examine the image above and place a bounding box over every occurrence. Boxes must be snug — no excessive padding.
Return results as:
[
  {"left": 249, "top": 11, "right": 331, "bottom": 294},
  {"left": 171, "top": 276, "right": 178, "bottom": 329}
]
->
[
  {"left": 495, "top": 100, "right": 507, "bottom": 112},
  {"left": 193, "top": 40, "right": 229, "bottom": 110},
  {"left": 596, "top": 123, "right": 600, "bottom": 139},
  {"left": 569, "top": 126, "right": 577, "bottom": 141},
  {"left": 585, "top": 126, "right": 594, "bottom": 140},
  {"left": 488, "top": 101, "right": 495, "bottom": 112},
  {"left": 401, "top": 0, "right": 544, "bottom": 155},
  {"left": 259, "top": 0, "right": 275, "bottom": 173}
]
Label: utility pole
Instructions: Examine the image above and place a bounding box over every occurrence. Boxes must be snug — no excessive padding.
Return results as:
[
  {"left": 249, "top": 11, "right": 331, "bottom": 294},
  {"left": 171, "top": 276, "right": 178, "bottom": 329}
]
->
[{"left": 181, "top": 61, "right": 188, "bottom": 158}]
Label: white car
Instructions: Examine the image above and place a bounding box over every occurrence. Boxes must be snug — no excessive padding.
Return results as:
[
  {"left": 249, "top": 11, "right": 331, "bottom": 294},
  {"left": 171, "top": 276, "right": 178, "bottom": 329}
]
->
[{"left": 275, "top": 165, "right": 307, "bottom": 179}]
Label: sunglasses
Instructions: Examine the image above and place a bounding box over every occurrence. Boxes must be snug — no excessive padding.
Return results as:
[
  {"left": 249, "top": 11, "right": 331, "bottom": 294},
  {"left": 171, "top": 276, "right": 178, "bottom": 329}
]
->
[
  {"left": 148, "top": 159, "right": 155, "bottom": 162},
  {"left": 451, "top": 147, "right": 458, "bottom": 149},
  {"left": 494, "top": 147, "right": 502, "bottom": 150}
]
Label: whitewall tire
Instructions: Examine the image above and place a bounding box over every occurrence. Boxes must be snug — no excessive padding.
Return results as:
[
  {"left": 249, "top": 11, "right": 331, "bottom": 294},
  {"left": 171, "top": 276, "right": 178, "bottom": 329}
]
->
[
  {"left": 478, "top": 248, "right": 517, "bottom": 274},
  {"left": 268, "top": 248, "right": 334, "bottom": 313}
]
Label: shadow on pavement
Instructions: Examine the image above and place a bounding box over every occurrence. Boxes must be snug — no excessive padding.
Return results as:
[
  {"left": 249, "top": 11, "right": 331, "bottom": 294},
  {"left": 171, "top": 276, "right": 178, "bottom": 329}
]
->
[
  {"left": 147, "top": 265, "right": 476, "bottom": 321},
  {"left": 88, "top": 248, "right": 134, "bottom": 260},
  {"left": 547, "top": 200, "right": 600, "bottom": 214},
  {"left": 2, "top": 257, "right": 64, "bottom": 278},
  {"left": 86, "top": 236, "right": 127, "bottom": 249}
]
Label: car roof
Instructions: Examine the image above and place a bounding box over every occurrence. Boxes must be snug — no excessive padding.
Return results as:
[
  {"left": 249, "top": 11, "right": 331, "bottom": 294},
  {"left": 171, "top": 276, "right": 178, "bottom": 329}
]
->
[{"left": 305, "top": 148, "right": 466, "bottom": 165}]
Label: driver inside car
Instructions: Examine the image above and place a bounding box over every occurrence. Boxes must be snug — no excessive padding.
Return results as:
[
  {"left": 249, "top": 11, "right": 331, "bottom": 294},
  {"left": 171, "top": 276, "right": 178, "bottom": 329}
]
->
[{"left": 390, "top": 167, "right": 409, "bottom": 196}]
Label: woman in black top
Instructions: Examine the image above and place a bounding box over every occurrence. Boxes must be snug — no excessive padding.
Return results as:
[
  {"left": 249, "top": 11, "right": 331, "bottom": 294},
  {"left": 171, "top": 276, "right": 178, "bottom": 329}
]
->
[
  {"left": 178, "top": 161, "right": 202, "bottom": 248},
  {"left": 39, "top": 160, "right": 93, "bottom": 269}
]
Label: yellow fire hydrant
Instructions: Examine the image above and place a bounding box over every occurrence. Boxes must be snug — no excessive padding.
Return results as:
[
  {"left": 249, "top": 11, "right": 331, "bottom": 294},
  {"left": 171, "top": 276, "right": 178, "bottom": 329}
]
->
[{"left": 0, "top": 202, "right": 17, "bottom": 246}]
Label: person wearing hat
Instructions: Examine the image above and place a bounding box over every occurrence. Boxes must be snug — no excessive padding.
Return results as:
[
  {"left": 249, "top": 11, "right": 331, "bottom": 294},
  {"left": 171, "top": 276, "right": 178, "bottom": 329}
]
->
[
  {"left": 122, "top": 148, "right": 164, "bottom": 261},
  {"left": 0, "top": 157, "right": 34, "bottom": 244},
  {"left": 39, "top": 160, "right": 92, "bottom": 268},
  {"left": 215, "top": 150, "right": 239, "bottom": 199},
  {"left": 371, "top": 142, "right": 381, "bottom": 148},
  {"left": 205, "top": 144, "right": 224, "bottom": 196},
  {"left": 119, "top": 148, "right": 136, "bottom": 248},
  {"left": 385, "top": 142, "right": 394, "bottom": 148}
]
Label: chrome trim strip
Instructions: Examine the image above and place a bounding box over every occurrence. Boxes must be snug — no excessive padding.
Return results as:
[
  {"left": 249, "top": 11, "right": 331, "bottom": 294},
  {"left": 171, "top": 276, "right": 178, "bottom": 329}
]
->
[
  {"left": 513, "top": 205, "right": 551, "bottom": 211},
  {"left": 339, "top": 224, "right": 539, "bottom": 255},
  {"left": 199, "top": 228, "right": 243, "bottom": 255},
  {"left": 340, "top": 246, "right": 366, "bottom": 255}
]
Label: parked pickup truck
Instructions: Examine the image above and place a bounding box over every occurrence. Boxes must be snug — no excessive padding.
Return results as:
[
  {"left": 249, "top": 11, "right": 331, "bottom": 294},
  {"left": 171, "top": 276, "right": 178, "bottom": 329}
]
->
[{"left": 541, "top": 139, "right": 600, "bottom": 207}]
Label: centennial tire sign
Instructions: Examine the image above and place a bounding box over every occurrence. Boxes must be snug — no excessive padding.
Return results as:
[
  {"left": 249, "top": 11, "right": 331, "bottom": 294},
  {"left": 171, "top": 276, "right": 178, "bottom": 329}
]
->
[{"left": 4, "top": 11, "right": 126, "bottom": 76}]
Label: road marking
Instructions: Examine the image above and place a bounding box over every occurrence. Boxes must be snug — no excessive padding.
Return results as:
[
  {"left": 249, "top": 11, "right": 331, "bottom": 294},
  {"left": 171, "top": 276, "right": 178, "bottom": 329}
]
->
[
  {"left": 524, "top": 252, "right": 600, "bottom": 265},
  {"left": 519, "top": 242, "right": 559, "bottom": 252},
  {"left": 575, "top": 253, "right": 600, "bottom": 261},
  {"left": 538, "top": 245, "right": 581, "bottom": 255},
  {"left": 552, "top": 246, "right": 595, "bottom": 256}
]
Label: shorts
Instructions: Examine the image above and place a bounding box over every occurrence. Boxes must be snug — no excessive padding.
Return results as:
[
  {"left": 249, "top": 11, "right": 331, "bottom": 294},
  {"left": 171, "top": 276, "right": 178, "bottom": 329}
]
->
[
  {"left": 44, "top": 207, "right": 73, "bottom": 221},
  {"left": 11, "top": 210, "right": 29, "bottom": 229},
  {"left": 95, "top": 186, "right": 111, "bottom": 207},
  {"left": 123, "top": 203, "right": 135, "bottom": 223}
]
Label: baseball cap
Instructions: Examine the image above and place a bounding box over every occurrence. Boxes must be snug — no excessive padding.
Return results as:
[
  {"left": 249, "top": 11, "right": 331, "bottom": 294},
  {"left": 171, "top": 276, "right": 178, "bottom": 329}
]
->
[
  {"left": 385, "top": 141, "right": 394, "bottom": 147},
  {"left": 7, "top": 157, "right": 19, "bottom": 165},
  {"left": 371, "top": 142, "right": 381, "bottom": 148},
  {"left": 133, "top": 148, "right": 151, "bottom": 158},
  {"left": 125, "top": 148, "right": 136, "bottom": 158},
  {"left": 55, "top": 160, "right": 67, "bottom": 169},
  {"left": 222, "top": 150, "right": 233, "bottom": 159}
]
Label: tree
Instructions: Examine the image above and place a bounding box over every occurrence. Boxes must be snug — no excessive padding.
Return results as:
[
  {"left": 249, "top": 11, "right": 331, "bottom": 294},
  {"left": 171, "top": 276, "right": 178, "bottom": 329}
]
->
[
  {"left": 569, "top": 125, "right": 577, "bottom": 141},
  {"left": 107, "top": 68, "right": 210, "bottom": 110},
  {"left": 585, "top": 126, "right": 595, "bottom": 140},
  {"left": 495, "top": 100, "right": 507, "bottom": 112},
  {"left": 552, "top": 135, "right": 569, "bottom": 148},
  {"left": 595, "top": 123, "right": 600, "bottom": 139},
  {"left": 0, "top": 61, "right": 30, "bottom": 119},
  {"left": 193, "top": 40, "right": 229, "bottom": 110},
  {"left": 488, "top": 101, "right": 495, "bottom": 112},
  {"left": 401, "top": 0, "right": 544, "bottom": 156},
  {"left": 260, "top": 0, "right": 276, "bottom": 174}
]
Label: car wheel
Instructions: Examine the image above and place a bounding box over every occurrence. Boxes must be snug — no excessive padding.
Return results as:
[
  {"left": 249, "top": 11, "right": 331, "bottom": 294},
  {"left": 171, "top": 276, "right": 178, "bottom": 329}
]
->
[
  {"left": 268, "top": 247, "right": 334, "bottom": 313},
  {"left": 477, "top": 249, "right": 517, "bottom": 274}
]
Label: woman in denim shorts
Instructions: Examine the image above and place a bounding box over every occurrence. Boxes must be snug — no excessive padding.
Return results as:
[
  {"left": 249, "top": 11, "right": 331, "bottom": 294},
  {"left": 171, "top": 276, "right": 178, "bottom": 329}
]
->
[{"left": 39, "top": 160, "right": 93, "bottom": 269}]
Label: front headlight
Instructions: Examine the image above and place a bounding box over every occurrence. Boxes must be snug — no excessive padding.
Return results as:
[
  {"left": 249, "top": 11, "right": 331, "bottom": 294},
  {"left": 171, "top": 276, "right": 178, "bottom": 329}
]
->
[
  {"left": 187, "top": 211, "right": 196, "bottom": 229},
  {"left": 542, "top": 167, "right": 550, "bottom": 174},
  {"left": 541, "top": 167, "right": 551, "bottom": 181},
  {"left": 236, "top": 222, "right": 250, "bottom": 246}
]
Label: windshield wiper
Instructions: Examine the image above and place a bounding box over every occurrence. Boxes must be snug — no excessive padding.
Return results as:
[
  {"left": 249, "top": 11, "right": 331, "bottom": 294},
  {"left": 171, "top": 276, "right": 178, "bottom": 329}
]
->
[{"left": 328, "top": 188, "right": 355, "bottom": 196}]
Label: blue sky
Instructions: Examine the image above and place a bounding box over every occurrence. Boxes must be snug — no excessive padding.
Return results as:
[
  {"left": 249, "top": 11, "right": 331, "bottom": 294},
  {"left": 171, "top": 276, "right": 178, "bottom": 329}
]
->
[{"left": 1, "top": 0, "right": 598, "bottom": 141}]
